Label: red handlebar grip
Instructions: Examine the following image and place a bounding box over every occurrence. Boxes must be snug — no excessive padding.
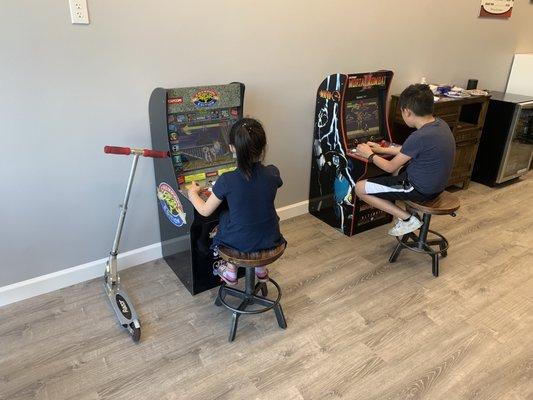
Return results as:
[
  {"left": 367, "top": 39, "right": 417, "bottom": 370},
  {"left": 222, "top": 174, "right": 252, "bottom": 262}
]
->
[
  {"left": 104, "top": 146, "right": 131, "bottom": 155},
  {"left": 143, "top": 149, "right": 169, "bottom": 158}
]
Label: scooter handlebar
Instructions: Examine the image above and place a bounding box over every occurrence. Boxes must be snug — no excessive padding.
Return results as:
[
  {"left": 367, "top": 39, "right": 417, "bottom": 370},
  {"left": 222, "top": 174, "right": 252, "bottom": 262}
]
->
[
  {"left": 104, "top": 146, "right": 168, "bottom": 158},
  {"left": 143, "top": 149, "right": 168, "bottom": 158},
  {"left": 104, "top": 146, "right": 131, "bottom": 155}
]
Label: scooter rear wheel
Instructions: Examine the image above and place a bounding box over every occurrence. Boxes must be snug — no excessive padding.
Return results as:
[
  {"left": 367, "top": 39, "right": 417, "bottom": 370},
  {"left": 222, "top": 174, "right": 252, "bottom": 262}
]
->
[{"left": 129, "top": 321, "right": 141, "bottom": 342}]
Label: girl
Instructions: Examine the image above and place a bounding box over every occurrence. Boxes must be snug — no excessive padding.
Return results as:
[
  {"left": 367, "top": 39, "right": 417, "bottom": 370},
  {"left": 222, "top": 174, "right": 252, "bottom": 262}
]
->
[{"left": 187, "top": 118, "right": 285, "bottom": 285}]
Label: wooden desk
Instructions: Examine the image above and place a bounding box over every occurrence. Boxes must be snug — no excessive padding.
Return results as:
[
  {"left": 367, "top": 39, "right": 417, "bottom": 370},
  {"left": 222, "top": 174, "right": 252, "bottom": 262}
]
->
[{"left": 388, "top": 95, "right": 490, "bottom": 189}]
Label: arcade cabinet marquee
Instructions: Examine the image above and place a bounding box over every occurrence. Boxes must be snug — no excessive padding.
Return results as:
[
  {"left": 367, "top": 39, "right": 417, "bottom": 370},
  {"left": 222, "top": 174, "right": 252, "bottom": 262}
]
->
[
  {"left": 149, "top": 83, "right": 245, "bottom": 295},
  {"left": 309, "top": 71, "right": 396, "bottom": 236}
]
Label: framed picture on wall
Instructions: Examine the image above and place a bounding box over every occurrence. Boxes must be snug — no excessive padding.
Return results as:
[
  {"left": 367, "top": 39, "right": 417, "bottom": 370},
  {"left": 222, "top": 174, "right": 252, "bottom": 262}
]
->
[{"left": 479, "top": 0, "right": 514, "bottom": 18}]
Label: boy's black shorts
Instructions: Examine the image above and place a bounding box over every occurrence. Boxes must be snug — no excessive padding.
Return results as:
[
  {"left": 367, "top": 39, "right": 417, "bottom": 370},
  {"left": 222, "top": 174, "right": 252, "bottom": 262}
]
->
[{"left": 365, "top": 172, "right": 440, "bottom": 202}]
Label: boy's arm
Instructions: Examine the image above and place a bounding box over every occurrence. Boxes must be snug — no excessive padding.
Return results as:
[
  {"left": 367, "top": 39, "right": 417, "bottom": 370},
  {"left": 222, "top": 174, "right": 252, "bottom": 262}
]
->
[
  {"left": 374, "top": 146, "right": 401, "bottom": 156},
  {"left": 372, "top": 152, "right": 411, "bottom": 173},
  {"left": 367, "top": 141, "right": 401, "bottom": 156},
  {"left": 188, "top": 181, "right": 223, "bottom": 217},
  {"left": 356, "top": 143, "right": 411, "bottom": 173}
]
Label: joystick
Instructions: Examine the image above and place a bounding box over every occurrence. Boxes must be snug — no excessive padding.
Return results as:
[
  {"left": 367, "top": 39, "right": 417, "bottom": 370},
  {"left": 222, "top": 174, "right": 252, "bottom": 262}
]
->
[{"left": 200, "top": 186, "right": 212, "bottom": 200}]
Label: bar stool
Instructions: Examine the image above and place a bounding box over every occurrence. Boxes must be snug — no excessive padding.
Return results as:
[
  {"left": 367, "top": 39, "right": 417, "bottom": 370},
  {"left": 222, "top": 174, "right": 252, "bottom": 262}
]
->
[
  {"left": 215, "top": 243, "right": 287, "bottom": 342},
  {"left": 389, "top": 191, "right": 460, "bottom": 277}
]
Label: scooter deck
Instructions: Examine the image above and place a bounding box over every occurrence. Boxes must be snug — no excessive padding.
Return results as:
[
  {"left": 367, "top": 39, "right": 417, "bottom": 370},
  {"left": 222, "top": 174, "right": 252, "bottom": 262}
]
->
[{"left": 104, "top": 282, "right": 141, "bottom": 341}]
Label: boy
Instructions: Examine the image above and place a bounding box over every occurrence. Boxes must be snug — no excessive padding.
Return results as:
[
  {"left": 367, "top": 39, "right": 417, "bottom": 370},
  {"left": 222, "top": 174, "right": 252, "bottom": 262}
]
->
[{"left": 354, "top": 84, "right": 455, "bottom": 236}]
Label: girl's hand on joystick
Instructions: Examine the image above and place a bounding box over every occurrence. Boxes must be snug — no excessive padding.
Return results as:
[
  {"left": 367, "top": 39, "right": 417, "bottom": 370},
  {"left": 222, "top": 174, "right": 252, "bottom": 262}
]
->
[{"left": 188, "top": 181, "right": 202, "bottom": 198}]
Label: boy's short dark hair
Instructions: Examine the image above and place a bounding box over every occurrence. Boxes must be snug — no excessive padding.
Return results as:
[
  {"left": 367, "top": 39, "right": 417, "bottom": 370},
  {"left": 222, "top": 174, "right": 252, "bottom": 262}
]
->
[{"left": 399, "top": 84, "right": 434, "bottom": 116}]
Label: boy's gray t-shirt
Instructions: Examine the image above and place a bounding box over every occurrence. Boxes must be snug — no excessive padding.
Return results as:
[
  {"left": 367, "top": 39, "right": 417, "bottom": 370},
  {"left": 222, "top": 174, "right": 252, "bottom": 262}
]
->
[{"left": 400, "top": 118, "right": 456, "bottom": 195}]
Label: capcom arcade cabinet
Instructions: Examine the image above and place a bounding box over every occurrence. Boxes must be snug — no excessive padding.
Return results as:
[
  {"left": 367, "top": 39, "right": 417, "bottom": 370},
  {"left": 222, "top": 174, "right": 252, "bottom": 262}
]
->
[
  {"left": 149, "top": 83, "right": 245, "bottom": 294},
  {"left": 309, "top": 71, "right": 398, "bottom": 236}
]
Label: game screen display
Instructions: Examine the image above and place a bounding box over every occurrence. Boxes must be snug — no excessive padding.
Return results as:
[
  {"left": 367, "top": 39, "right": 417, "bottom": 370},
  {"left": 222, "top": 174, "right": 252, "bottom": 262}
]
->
[
  {"left": 345, "top": 98, "right": 381, "bottom": 139},
  {"left": 167, "top": 109, "right": 238, "bottom": 186}
]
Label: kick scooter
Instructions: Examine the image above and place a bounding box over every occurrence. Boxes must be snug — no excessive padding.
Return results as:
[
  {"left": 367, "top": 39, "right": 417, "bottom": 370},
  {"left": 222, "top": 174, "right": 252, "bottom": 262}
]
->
[{"left": 103, "top": 145, "right": 168, "bottom": 342}]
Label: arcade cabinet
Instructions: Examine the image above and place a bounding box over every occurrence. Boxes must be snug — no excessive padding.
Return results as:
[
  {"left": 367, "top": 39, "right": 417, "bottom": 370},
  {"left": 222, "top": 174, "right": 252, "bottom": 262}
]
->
[
  {"left": 149, "top": 83, "right": 245, "bottom": 294},
  {"left": 309, "top": 71, "right": 397, "bottom": 236}
]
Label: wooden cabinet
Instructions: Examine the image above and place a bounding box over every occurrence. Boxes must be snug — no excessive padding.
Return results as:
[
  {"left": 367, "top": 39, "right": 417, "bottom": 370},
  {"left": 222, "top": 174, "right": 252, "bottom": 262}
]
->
[{"left": 388, "top": 94, "right": 490, "bottom": 189}]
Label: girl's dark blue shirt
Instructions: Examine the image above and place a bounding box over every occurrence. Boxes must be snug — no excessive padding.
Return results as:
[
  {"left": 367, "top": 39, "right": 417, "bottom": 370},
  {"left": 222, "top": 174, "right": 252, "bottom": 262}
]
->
[{"left": 212, "top": 163, "right": 285, "bottom": 253}]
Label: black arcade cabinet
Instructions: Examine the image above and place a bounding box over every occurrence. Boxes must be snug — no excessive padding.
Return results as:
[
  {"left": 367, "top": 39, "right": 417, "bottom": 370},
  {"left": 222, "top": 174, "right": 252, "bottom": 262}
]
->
[
  {"left": 149, "top": 83, "right": 245, "bottom": 294},
  {"left": 309, "top": 71, "right": 397, "bottom": 236}
]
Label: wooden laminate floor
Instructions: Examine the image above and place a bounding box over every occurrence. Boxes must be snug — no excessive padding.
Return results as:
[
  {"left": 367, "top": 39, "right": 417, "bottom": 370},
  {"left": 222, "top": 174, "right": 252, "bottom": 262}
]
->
[{"left": 1, "top": 175, "right": 532, "bottom": 400}]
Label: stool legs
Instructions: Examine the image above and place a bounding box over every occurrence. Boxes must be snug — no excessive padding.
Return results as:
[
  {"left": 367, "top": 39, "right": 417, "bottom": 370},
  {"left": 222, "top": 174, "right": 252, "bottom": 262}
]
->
[
  {"left": 256, "top": 282, "right": 268, "bottom": 297},
  {"left": 274, "top": 303, "right": 287, "bottom": 329},
  {"left": 426, "top": 239, "right": 448, "bottom": 258},
  {"left": 216, "top": 267, "right": 286, "bottom": 342},
  {"left": 419, "top": 214, "right": 440, "bottom": 277},
  {"left": 229, "top": 298, "right": 250, "bottom": 342},
  {"left": 440, "top": 243, "right": 448, "bottom": 258},
  {"left": 229, "top": 313, "right": 239, "bottom": 342},
  {"left": 214, "top": 292, "right": 224, "bottom": 306},
  {"left": 389, "top": 234, "right": 410, "bottom": 263},
  {"left": 432, "top": 254, "right": 439, "bottom": 277},
  {"left": 227, "top": 268, "right": 256, "bottom": 341},
  {"left": 247, "top": 294, "right": 287, "bottom": 329},
  {"left": 389, "top": 212, "right": 448, "bottom": 277},
  {"left": 244, "top": 267, "right": 255, "bottom": 295},
  {"left": 417, "top": 214, "right": 432, "bottom": 249}
]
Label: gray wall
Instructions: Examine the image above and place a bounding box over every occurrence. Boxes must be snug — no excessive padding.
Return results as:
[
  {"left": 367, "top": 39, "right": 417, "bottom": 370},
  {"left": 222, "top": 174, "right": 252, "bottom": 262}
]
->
[{"left": 2, "top": 0, "right": 533, "bottom": 286}]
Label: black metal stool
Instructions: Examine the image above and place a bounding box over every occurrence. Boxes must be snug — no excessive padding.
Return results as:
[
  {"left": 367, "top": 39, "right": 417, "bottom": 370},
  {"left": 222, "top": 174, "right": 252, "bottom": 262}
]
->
[
  {"left": 389, "top": 191, "right": 460, "bottom": 277},
  {"left": 215, "top": 243, "right": 287, "bottom": 342}
]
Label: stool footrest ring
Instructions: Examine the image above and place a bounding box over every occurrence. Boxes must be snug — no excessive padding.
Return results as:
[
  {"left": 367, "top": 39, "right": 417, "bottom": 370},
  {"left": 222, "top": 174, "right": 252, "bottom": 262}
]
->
[
  {"left": 395, "top": 229, "right": 449, "bottom": 256},
  {"left": 217, "top": 278, "right": 283, "bottom": 315}
]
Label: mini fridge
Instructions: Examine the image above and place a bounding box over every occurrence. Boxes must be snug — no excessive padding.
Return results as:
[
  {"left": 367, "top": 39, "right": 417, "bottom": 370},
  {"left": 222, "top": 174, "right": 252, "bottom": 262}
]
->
[{"left": 472, "top": 91, "right": 533, "bottom": 186}]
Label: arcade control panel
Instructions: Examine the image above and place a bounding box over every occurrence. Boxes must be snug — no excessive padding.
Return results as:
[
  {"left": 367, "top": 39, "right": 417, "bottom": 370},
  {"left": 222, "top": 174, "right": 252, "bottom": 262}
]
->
[
  {"left": 182, "top": 182, "right": 214, "bottom": 202},
  {"left": 347, "top": 139, "right": 400, "bottom": 162}
]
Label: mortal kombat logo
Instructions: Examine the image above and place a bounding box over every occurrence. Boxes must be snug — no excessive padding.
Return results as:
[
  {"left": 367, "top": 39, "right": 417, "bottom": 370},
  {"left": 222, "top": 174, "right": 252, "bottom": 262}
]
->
[
  {"left": 318, "top": 90, "right": 341, "bottom": 102},
  {"left": 348, "top": 74, "right": 386, "bottom": 89}
]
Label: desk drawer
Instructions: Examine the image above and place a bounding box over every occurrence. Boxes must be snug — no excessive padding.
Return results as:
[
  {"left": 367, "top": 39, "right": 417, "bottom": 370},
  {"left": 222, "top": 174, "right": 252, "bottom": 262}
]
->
[
  {"left": 438, "top": 112, "right": 458, "bottom": 127},
  {"left": 454, "top": 124, "right": 481, "bottom": 142}
]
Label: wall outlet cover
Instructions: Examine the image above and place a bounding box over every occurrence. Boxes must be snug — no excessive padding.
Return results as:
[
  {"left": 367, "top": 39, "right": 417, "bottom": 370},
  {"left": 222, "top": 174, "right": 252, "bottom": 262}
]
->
[{"left": 69, "top": 0, "right": 90, "bottom": 25}]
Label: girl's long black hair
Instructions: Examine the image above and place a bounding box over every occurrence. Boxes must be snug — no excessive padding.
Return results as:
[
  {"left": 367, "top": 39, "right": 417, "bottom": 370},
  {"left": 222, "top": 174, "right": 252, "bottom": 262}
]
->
[{"left": 229, "top": 118, "right": 267, "bottom": 180}]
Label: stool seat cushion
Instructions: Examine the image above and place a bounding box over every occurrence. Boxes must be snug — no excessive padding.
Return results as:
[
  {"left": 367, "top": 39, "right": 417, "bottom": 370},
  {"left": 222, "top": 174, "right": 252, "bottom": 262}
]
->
[
  {"left": 218, "top": 242, "right": 287, "bottom": 267},
  {"left": 405, "top": 191, "right": 461, "bottom": 215}
]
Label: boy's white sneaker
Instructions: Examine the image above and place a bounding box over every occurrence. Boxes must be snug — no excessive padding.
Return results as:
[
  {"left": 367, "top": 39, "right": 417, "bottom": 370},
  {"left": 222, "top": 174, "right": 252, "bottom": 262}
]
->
[{"left": 388, "top": 215, "right": 423, "bottom": 236}]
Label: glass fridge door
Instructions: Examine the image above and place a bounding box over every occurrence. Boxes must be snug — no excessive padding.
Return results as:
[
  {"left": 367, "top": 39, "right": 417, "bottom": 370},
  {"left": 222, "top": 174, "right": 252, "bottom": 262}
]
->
[{"left": 498, "top": 102, "right": 533, "bottom": 183}]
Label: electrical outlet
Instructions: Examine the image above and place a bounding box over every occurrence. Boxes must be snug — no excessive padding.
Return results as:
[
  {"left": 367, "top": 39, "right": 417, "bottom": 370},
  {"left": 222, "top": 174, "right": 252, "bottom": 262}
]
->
[{"left": 69, "top": 0, "right": 89, "bottom": 24}]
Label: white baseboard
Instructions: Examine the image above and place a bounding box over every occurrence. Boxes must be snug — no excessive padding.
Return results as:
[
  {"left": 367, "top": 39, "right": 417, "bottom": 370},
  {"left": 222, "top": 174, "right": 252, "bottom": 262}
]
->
[
  {"left": 277, "top": 200, "right": 309, "bottom": 221},
  {"left": 0, "top": 243, "right": 163, "bottom": 307},
  {"left": 0, "top": 201, "right": 309, "bottom": 307}
]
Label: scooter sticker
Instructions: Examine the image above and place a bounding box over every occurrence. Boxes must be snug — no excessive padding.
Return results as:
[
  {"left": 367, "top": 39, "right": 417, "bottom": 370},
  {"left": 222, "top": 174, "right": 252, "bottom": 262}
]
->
[
  {"left": 116, "top": 294, "right": 132, "bottom": 319},
  {"left": 157, "top": 182, "right": 186, "bottom": 227}
]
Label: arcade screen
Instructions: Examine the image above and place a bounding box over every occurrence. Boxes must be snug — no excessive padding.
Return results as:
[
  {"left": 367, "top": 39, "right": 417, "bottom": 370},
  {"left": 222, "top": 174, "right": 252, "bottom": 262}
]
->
[
  {"left": 167, "top": 109, "right": 237, "bottom": 186},
  {"left": 345, "top": 98, "right": 381, "bottom": 139}
]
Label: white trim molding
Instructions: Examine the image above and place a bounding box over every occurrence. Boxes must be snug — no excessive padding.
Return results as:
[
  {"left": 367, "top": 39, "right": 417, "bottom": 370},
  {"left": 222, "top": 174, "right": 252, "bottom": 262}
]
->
[
  {"left": 0, "top": 201, "right": 309, "bottom": 307},
  {"left": 0, "top": 243, "right": 162, "bottom": 307},
  {"left": 276, "top": 200, "right": 309, "bottom": 221}
]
